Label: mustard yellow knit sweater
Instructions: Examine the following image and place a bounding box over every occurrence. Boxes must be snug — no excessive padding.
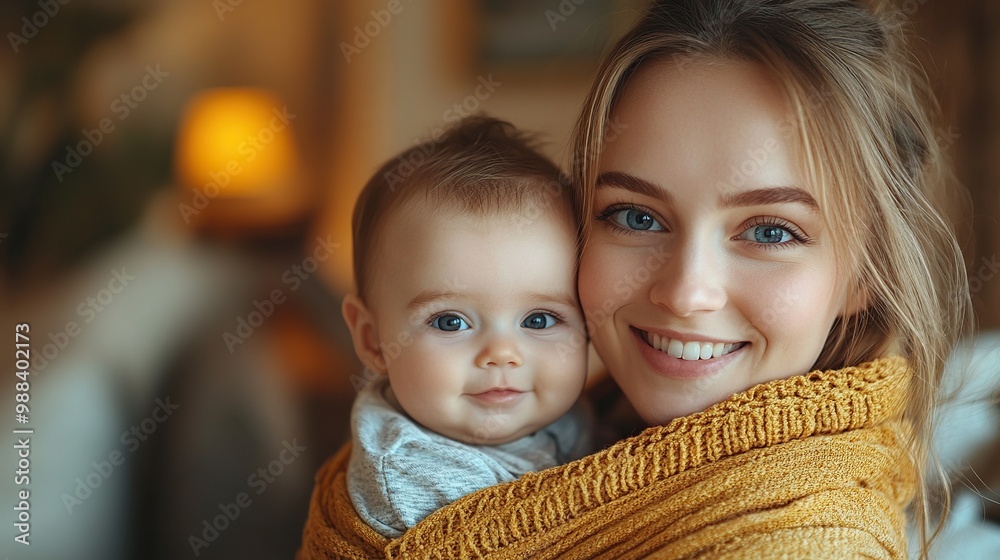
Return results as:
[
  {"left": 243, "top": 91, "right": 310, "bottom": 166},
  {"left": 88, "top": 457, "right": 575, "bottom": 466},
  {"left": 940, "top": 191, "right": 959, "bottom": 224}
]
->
[{"left": 298, "top": 357, "right": 916, "bottom": 559}]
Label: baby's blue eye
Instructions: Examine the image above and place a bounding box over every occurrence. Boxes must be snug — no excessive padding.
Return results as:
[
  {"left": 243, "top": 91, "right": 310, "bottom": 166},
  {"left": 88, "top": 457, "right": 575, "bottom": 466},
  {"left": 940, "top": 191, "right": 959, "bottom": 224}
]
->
[
  {"left": 611, "top": 209, "right": 664, "bottom": 231},
  {"left": 521, "top": 312, "right": 557, "bottom": 330},
  {"left": 431, "top": 314, "right": 469, "bottom": 332},
  {"left": 742, "top": 225, "right": 793, "bottom": 244}
]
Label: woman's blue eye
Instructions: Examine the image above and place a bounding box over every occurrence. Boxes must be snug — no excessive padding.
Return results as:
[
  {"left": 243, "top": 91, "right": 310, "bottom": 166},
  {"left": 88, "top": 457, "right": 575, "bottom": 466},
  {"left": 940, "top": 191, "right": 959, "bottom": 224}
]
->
[
  {"left": 611, "top": 209, "right": 664, "bottom": 231},
  {"left": 521, "top": 312, "right": 557, "bottom": 330},
  {"left": 742, "top": 225, "right": 793, "bottom": 244},
  {"left": 431, "top": 314, "right": 469, "bottom": 332}
]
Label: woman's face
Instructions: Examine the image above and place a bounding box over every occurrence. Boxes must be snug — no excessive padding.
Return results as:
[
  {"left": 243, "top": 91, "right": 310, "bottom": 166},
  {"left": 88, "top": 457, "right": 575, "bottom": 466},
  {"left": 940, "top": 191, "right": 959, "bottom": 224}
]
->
[{"left": 579, "top": 59, "right": 851, "bottom": 425}]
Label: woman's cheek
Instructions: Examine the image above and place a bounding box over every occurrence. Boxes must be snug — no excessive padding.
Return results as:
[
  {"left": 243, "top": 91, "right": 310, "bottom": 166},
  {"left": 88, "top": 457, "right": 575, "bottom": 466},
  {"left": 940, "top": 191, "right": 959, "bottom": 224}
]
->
[
  {"left": 579, "top": 242, "right": 644, "bottom": 323},
  {"left": 578, "top": 251, "right": 631, "bottom": 375},
  {"left": 578, "top": 244, "right": 616, "bottom": 326}
]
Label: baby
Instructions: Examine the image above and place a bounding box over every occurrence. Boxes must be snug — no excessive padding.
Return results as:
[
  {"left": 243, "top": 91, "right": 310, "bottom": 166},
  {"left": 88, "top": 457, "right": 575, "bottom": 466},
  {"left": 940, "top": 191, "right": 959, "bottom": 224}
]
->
[{"left": 341, "top": 116, "right": 591, "bottom": 538}]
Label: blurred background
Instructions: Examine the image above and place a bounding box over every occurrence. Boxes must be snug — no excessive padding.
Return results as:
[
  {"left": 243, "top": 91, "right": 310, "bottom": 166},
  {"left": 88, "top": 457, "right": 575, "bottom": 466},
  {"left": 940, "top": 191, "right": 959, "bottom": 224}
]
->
[{"left": 0, "top": 0, "right": 997, "bottom": 559}]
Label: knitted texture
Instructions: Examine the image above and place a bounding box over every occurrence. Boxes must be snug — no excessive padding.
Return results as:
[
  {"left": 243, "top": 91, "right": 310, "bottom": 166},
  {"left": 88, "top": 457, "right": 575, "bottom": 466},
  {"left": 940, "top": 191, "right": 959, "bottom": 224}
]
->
[{"left": 297, "top": 357, "right": 916, "bottom": 559}]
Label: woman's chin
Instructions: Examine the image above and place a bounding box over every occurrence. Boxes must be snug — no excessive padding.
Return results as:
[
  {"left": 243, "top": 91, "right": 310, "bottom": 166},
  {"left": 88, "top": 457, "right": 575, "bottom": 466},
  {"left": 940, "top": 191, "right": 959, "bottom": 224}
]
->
[{"left": 630, "top": 391, "right": 722, "bottom": 427}]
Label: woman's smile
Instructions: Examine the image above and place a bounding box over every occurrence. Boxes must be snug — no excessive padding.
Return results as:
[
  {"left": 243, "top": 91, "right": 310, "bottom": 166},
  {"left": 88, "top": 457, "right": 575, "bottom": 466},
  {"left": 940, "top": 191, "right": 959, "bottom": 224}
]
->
[
  {"left": 631, "top": 326, "right": 749, "bottom": 379},
  {"left": 634, "top": 327, "right": 747, "bottom": 360}
]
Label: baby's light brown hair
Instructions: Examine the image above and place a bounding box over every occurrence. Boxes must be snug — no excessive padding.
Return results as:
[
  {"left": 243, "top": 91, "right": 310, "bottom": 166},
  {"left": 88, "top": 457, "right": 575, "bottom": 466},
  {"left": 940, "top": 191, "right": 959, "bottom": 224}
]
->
[{"left": 351, "top": 116, "right": 578, "bottom": 302}]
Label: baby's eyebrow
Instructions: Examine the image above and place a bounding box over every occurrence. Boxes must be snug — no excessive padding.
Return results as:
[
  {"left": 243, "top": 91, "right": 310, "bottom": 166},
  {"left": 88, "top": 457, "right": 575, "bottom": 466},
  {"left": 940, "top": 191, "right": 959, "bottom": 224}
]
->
[
  {"left": 406, "top": 290, "right": 579, "bottom": 311},
  {"left": 528, "top": 291, "right": 580, "bottom": 311},
  {"left": 407, "top": 289, "right": 456, "bottom": 310}
]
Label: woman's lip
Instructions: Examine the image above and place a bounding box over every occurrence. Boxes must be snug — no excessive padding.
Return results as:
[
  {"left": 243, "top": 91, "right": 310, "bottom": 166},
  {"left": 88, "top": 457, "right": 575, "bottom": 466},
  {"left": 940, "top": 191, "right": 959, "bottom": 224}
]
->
[
  {"left": 633, "top": 325, "right": 738, "bottom": 345},
  {"left": 631, "top": 327, "right": 745, "bottom": 379},
  {"left": 467, "top": 389, "right": 525, "bottom": 404}
]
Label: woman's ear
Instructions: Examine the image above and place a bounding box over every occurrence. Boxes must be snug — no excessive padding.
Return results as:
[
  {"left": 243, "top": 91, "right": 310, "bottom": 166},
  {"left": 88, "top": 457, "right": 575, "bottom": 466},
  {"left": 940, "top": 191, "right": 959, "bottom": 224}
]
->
[
  {"left": 840, "top": 277, "right": 870, "bottom": 318},
  {"left": 342, "top": 293, "right": 387, "bottom": 375}
]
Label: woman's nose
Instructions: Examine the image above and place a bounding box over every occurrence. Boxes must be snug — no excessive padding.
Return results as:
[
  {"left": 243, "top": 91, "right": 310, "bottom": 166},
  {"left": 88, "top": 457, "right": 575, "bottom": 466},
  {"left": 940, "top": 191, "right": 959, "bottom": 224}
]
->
[
  {"left": 475, "top": 333, "right": 524, "bottom": 369},
  {"left": 648, "top": 238, "right": 727, "bottom": 317}
]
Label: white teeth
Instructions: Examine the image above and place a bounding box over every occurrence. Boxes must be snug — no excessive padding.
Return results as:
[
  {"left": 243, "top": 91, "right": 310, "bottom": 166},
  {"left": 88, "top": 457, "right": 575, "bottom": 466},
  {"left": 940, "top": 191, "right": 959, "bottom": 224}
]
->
[
  {"left": 681, "top": 341, "right": 701, "bottom": 360},
  {"left": 643, "top": 331, "right": 741, "bottom": 361},
  {"left": 667, "top": 338, "right": 683, "bottom": 359}
]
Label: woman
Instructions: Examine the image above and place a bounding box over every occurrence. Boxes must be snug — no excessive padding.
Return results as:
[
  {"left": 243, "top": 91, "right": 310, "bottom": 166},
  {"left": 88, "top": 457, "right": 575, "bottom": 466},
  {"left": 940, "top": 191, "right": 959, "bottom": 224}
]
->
[{"left": 298, "top": 1, "right": 971, "bottom": 558}]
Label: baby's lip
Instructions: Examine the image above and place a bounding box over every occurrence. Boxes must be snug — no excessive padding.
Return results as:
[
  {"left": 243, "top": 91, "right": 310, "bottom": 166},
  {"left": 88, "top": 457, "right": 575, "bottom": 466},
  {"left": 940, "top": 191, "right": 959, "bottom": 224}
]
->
[
  {"left": 470, "top": 387, "right": 524, "bottom": 395},
  {"left": 467, "top": 388, "right": 526, "bottom": 404}
]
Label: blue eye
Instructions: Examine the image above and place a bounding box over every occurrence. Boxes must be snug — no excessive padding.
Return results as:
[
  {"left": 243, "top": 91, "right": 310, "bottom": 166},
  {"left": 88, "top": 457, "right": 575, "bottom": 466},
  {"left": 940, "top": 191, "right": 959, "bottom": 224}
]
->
[
  {"left": 610, "top": 208, "right": 664, "bottom": 231},
  {"left": 430, "top": 314, "right": 469, "bottom": 332},
  {"left": 521, "top": 312, "right": 557, "bottom": 330},
  {"left": 740, "top": 224, "right": 794, "bottom": 244}
]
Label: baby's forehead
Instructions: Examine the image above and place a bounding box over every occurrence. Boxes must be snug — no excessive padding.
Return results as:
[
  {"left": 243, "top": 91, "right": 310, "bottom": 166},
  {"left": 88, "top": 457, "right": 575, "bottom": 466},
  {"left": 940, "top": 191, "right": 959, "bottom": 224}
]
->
[
  {"left": 388, "top": 187, "right": 576, "bottom": 233},
  {"left": 363, "top": 196, "right": 579, "bottom": 306},
  {"left": 383, "top": 201, "right": 571, "bottom": 252}
]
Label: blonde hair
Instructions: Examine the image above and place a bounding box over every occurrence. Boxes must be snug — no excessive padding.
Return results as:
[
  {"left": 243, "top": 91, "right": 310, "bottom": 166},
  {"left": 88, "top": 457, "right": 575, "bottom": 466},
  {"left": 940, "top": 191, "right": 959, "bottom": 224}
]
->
[
  {"left": 572, "top": 0, "right": 973, "bottom": 556},
  {"left": 351, "top": 115, "right": 576, "bottom": 301}
]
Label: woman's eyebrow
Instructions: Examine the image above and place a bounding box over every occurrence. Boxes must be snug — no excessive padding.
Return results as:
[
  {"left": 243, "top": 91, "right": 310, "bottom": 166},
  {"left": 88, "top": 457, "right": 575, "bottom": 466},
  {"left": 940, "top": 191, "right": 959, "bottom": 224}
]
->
[
  {"left": 597, "top": 171, "right": 818, "bottom": 212},
  {"left": 721, "top": 187, "right": 819, "bottom": 212},
  {"left": 596, "top": 171, "right": 674, "bottom": 205}
]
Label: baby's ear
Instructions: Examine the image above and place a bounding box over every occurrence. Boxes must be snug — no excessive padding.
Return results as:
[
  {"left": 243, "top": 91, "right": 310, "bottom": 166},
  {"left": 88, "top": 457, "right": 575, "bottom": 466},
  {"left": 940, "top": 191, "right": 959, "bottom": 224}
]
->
[{"left": 342, "top": 293, "right": 387, "bottom": 375}]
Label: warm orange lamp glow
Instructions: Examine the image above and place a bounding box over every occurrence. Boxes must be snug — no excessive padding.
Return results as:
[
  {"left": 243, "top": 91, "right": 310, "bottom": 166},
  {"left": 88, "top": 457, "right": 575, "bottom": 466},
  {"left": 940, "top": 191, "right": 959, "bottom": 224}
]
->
[{"left": 174, "top": 88, "right": 308, "bottom": 229}]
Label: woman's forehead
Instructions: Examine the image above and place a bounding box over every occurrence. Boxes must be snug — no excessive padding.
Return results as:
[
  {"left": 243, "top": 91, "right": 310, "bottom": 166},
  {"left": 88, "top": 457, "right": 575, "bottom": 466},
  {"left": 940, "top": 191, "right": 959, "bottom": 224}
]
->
[{"left": 601, "top": 59, "right": 808, "bottom": 200}]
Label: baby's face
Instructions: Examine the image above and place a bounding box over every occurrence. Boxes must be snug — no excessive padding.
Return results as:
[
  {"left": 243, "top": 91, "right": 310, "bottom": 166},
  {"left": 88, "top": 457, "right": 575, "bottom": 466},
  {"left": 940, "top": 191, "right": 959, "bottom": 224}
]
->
[{"left": 368, "top": 203, "right": 587, "bottom": 444}]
